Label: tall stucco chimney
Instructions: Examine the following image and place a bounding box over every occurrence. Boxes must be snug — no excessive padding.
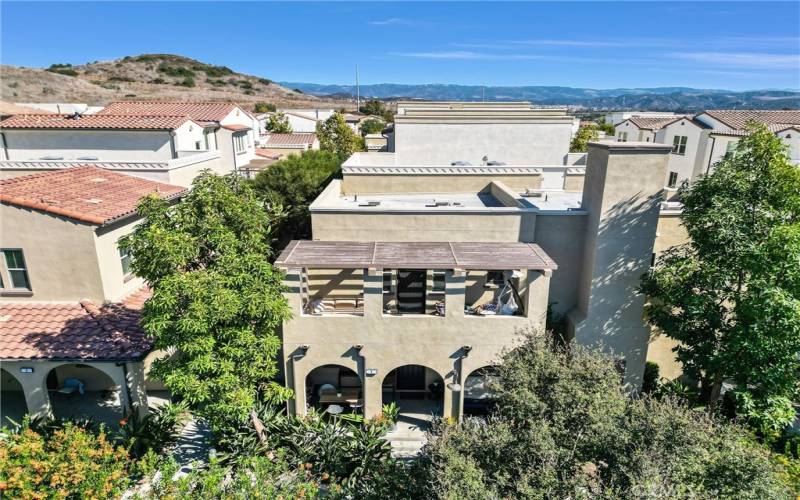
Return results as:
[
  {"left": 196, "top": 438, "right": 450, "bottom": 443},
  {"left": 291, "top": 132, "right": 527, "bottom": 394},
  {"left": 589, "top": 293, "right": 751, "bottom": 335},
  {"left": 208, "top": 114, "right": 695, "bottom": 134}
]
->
[{"left": 568, "top": 141, "right": 672, "bottom": 390}]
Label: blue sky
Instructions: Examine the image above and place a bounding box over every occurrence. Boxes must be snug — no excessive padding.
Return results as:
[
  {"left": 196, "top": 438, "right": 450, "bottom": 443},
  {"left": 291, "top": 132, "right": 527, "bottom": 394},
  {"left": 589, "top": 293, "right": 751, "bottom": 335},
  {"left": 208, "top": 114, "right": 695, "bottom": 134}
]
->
[{"left": 2, "top": 1, "right": 798, "bottom": 90}]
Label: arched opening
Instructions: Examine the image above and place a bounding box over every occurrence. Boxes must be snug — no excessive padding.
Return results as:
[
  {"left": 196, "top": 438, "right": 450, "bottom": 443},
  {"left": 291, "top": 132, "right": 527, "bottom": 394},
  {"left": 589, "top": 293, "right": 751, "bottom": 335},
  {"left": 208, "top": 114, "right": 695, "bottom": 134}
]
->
[
  {"left": 1, "top": 368, "right": 28, "bottom": 425},
  {"left": 463, "top": 366, "right": 500, "bottom": 417},
  {"left": 305, "top": 364, "right": 362, "bottom": 415},
  {"left": 382, "top": 365, "right": 444, "bottom": 427},
  {"left": 46, "top": 364, "right": 124, "bottom": 426}
]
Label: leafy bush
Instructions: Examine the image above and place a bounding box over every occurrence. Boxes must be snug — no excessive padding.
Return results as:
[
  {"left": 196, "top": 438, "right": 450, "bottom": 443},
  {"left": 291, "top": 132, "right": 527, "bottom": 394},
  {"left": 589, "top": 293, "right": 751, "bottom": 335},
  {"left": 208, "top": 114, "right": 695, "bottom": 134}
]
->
[
  {"left": 254, "top": 102, "right": 276, "bottom": 113},
  {"left": 258, "top": 78, "right": 272, "bottom": 86},
  {"left": 359, "top": 117, "right": 385, "bottom": 136},
  {"left": 120, "top": 402, "right": 189, "bottom": 458},
  {"left": 176, "top": 76, "right": 195, "bottom": 88},
  {"left": 642, "top": 360, "right": 660, "bottom": 394},
  {"left": 157, "top": 63, "right": 194, "bottom": 78},
  {"left": 206, "top": 78, "right": 226, "bottom": 87},
  {"left": 149, "top": 77, "right": 166, "bottom": 84},
  {"left": 46, "top": 63, "right": 78, "bottom": 77},
  {"left": 0, "top": 421, "right": 131, "bottom": 498},
  {"left": 265, "top": 111, "right": 292, "bottom": 133},
  {"left": 108, "top": 76, "right": 135, "bottom": 82},
  {"left": 411, "top": 329, "right": 793, "bottom": 498},
  {"left": 200, "top": 65, "right": 233, "bottom": 77}
]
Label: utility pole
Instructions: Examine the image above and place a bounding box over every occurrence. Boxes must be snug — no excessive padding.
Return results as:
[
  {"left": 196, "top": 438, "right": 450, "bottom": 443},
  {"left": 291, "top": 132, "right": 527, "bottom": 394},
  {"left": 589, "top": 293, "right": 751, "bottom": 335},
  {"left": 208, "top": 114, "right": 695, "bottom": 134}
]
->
[{"left": 356, "top": 64, "right": 360, "bottom": 111}]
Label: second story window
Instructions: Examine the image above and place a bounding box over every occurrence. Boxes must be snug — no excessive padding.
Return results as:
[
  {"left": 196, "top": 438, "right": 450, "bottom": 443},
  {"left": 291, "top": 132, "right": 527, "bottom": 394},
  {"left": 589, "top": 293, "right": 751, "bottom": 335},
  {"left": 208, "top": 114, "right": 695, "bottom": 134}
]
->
[
  {"left": 2, "top": 249, "right": 31, "bottom": 290},
  {"left": 667, "top": 172, "right": 679, "bottom": 189},
  {"left": 617, "top": 131, "right": 628, "bottom": 142},
  {"left": 672, "top": 135, "right": 688, "bottom": 155},
  {"left": 725, "top": 140, "right": 739, "bottom": 158},
  {"left": 234, "top": 134, "right": 246, "bottom": 153},
  {"left": 118, "top": 244, "right": 133, "bottom": 278}
]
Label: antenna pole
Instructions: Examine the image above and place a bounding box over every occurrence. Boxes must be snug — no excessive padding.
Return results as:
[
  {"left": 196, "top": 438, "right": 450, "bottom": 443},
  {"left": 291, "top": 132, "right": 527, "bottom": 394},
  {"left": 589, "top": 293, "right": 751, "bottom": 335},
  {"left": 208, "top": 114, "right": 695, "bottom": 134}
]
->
[{"left": 356, "top": 64, "right": 360, "bottom": 111}]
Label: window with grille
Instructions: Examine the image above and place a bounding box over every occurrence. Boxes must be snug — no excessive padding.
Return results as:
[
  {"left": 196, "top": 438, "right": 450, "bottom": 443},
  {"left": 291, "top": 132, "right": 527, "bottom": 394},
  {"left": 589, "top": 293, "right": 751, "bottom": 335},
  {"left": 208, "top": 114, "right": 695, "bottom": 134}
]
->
[
  {"left": 672, "top": 135, "right": 688, "bottom": 155},
  {"left": 667, "top": 172, "right": 679, "bottom": 188},
  {"left": 2, "top": 249, "right": 31, "bottom": 290}
]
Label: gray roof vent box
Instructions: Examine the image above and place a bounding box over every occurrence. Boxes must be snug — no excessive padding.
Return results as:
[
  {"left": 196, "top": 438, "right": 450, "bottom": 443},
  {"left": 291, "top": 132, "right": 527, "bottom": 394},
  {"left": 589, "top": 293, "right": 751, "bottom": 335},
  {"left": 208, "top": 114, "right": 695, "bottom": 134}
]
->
[
  {"left": 451, "top": 160, "right": 472, "bottom": 166},
  {"left": 521, "top": 188, "right": 543, "bottom": 198},
  {"left": 77, "top": 156, "right": 99, "bottom": 161},
  {"left": 487, "top": 160, "right": 506, "bottom": 166},
  {"left": 427, "top": 200, "right": 463, "bottom": 207},
  {"left": 358, "top": 200, "right": 381, "bottom": 207}
]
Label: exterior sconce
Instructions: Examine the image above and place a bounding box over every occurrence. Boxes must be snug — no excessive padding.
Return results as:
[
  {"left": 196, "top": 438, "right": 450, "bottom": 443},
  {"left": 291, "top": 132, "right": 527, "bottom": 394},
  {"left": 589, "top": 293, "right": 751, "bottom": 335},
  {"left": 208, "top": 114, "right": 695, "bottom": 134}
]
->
[
  {"left": 462, "top": 345, "right": 472, "bottom": 356},
  {"left": 20, "top": 367, "right": 34, "bottom": 373},
  {"left": 353, "top": 344, "right": 364, "bottom": 350},
  {"left": 366, "top": 368, "right": 378, "bottom": 376},
  {"left": 300, "top": 344, "right": 310, "bottom": 352},
  {"left": 447, "top": 383, "right": 462, "bottom": 392}
]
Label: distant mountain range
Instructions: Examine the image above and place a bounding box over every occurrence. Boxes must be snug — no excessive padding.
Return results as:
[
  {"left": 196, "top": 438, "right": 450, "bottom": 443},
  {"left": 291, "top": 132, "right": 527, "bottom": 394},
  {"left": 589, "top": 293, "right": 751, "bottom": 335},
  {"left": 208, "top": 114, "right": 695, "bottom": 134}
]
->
[{"left": 280, "top": 82, "right": 800, "bottom": 111}]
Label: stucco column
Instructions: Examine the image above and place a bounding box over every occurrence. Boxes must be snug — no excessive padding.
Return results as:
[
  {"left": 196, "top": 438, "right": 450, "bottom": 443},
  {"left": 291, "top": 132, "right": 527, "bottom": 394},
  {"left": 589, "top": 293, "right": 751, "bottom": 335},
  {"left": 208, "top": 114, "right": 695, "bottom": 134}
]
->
[
  {"left": 363, "top": 268, "right": 383, "bottom": 319},
  {"left": 525, "top": 269, "right": 552, "bottom": 329},
  {"left": 14, "top": 366, "right": 52, "bottom": 418},
  {"left": 125, "top": 361, "right": 149, "bottom": 419},
  {"left": 362, "top": 351, "right": 383, "bottom": 419},
  {"left": 283, "top": 267, "right": 304, "bottom": 317},
  {"left": 445, "top": 269, "right": 465, "bottom": 318},
  {"left": 290, "top": 353, "right": 309, "bottom": 416}
]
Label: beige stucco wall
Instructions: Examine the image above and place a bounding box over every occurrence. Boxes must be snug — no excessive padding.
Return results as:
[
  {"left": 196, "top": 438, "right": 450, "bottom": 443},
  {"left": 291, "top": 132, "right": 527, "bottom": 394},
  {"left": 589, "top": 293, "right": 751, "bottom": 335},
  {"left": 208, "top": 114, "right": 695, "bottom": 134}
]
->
[
  {"left": 341, "top": 174, "right": 542, "bottom": 195},
  {"left": 0, "top": 204, "right": 105, "bottom": 302},
  {"left": 569, "top": 143, "right": 671, "bottom": 390},
  {"left": 654, "top": 212, "right": 689, "bottom": 256},
  {"left": 2, "top": 130, "right": 175, "bottom": 162},
  {"left": 94, "top": 220, "right": 145, "bottom": 303},
  {"left": 312, "top": 211, "right": 536, "bottom": 243},
  {"left": 283, "top": 268, "right": 551, "bottom": 419},
  {"left": 563, "top": 173, "right": 585, "bottom": 192}
]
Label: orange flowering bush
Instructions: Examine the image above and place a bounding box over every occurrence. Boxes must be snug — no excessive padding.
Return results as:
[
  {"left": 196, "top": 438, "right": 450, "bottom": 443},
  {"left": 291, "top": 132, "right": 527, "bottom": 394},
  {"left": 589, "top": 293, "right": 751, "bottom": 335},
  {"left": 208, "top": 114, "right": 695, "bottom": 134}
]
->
[{"left": 0, "top": 422, "right": 130, "bottom": 499}]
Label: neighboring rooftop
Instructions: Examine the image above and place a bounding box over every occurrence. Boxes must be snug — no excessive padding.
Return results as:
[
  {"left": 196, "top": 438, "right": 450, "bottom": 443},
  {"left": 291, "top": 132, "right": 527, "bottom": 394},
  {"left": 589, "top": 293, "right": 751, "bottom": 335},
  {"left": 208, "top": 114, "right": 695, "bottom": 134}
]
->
[
  {"left": 624, "top": 115, "right": 691, "bottom": 130},
  {"left": 0, "top": 113, "right": 198, "bottom": 130},
  {"left": 98, "top": 101, "right": 250, "bottom": 122},
  {"left": 0, "top": 287, "right": 151, "bottom": 361},
  {"left": 0, "top": 101, "right": 53, "bottom": 116},
  {"left": 263, "top": 132, "right": 317, "bottom": 148},
  {"left": 702, "top": 110, "right": 800, "bottom": 131},
  {"left": 276, "top": 240, "right": 557, "bottom": 271},
  {"left": 0, "top": 166, "right": 186, "bottom": 225}
]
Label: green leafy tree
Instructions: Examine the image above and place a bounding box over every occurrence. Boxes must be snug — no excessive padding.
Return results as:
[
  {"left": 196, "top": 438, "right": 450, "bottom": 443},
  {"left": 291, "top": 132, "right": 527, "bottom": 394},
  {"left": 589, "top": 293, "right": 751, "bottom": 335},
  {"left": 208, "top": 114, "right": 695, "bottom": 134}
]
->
[
  {"left": 411, "top": 329, "right": 792, "bottom": 498},
  {"left": 596, "top": 117, "right": 615, "bottom": 135},
  {"left": 640, "top": 123, "right": 800, "bottom": 421},
  {"left": 316, "top": 111, "right": 364, "bottom": 158},
  {"left": 120, "top": 173, "right": 292, "bottom": 430},
  {"left": 265, "top": 111, "right": 292, "bottom": 133},
  {"left": 359, "top": 117, "right": 385, "bottom": 136},
  {"left": 254, "top": 102, "right": 276, "bottom": 113},
  {"left": 251, "top": 149, "right": 341, "bottom": 246},
  {"left": 359, "top": 99, "right": 394, "bottom": 122},
  {"left": 569, "top": 125, "right": 600, "bottom": 152}
]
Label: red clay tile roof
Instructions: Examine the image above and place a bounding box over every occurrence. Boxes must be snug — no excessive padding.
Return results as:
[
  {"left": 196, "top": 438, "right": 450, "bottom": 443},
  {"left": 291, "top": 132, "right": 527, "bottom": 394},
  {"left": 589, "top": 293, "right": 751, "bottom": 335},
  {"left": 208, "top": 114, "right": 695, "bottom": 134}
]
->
[
  {"left": 0, "top": 166, "right": 186, "bottom": 225},
  {"left": 264, "top": 133, "right": 316, "bottom": 147},
  {"left": 221, "top": 124, "right": 251, "bottom": 131},
  {"left": 255, "top": 148, "right": 284, "bottom": 160},
  {"left": 625, "top": 115, "right": 690, "bottom": 130},
  {"left": 0, "top": 288, "right": 152, "bottom": 361},
  {"left": 0, "top": 114, "right": 196, "bottom": 130},
  {"left": 98, "top": 101, "right": 250, "bottom": 122},
  {"left": 702, "top": 110, "right": 800, "bottom": 131}
]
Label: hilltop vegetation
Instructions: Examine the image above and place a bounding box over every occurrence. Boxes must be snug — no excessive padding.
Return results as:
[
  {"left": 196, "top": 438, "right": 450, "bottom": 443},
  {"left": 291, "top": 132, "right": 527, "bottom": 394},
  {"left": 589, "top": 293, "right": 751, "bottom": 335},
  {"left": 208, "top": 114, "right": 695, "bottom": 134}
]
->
[{"left": 2, "top": 54, "right": 348, "bottom": 109}]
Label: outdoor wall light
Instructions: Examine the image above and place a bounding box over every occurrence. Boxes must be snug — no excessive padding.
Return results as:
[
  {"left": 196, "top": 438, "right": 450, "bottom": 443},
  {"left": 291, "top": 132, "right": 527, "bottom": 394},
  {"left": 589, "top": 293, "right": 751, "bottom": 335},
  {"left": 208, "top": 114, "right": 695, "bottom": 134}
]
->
[
  {"left": 353, "top": 344, "right": 364, "bottom": 350},
  {"left": 20, "top": 367, "right": 34, "bottom": 373},
  {"left": 447, "top": 383, "right": 462, "bottom": 392},
  {"left": 300, "top": 344, "right": 310, "bottom": 352},
  {"left": 366, "top": 368, "right": 378, "bottom": 376},
  {"left": 462, "top": 345, "right": 473, "bottom": 355}
]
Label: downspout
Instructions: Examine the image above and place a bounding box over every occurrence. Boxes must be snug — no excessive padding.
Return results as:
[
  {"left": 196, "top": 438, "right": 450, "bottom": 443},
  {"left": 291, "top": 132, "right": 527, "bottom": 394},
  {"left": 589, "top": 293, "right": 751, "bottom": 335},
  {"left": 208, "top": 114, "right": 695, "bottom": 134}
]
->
[
  {"left": 116, "top": 361, "right": 135, "bottom": 416},
  {"left": 169, "top": 130, "right": 178, "bottom": 159},
  {"left": 705, "top": 135, "right": 716, "bottom": 175}
]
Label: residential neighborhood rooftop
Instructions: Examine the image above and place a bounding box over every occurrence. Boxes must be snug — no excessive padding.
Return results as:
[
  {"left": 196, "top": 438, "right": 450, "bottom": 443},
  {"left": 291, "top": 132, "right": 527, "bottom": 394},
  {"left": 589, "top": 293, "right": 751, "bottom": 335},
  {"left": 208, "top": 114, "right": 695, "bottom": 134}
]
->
[
  {"left": 702, "top": 110, "right": 800, "bottom": 131},
  {"left": 97, "top": 101, "right": 250, "bottom": 121},
  {"left": 0, "top": 287, "right": 151, "bottom": 361},
  {"left": 276, "top": 240, "right": 558, "bottom": 270},
  {"left": 624, "top": 115, "right": 691, "bottom": 130},
  {"left": 0, "top": 166, "right": 186, "bottom": 225},
  {"left": 263, "top": 132, "right": 317, "bottom": 148},
  {"left": 0, "top": 114, "right": 199, "bottom": 130}
]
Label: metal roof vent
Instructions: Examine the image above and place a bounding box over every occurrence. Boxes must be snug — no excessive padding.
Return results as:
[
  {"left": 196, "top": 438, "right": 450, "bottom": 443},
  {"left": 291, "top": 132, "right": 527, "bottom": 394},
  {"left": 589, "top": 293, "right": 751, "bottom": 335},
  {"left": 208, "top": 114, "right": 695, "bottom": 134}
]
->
[
  {"left": 358, "top": 200, "right": 381, "bottom": 207},
  {"left": 451, "top": 160, "right": 471, "bottom": 166},
  {"left": 487, "top": 160, "right": 506, "bottom": 166}
]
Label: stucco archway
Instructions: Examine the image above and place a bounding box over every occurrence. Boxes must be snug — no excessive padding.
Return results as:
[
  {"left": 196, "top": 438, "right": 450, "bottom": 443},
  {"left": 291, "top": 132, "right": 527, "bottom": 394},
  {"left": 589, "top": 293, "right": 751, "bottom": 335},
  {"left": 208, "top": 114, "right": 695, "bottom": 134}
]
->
[
  {"left": 45, "top": 363, "right": 125, "bottom": 427},
  {"left": 382, "top": 364, "right": 444, "bottom": 422},
  {"left": 305, "top": 364, "right": 363, "bottom": 414},
  {"left": 1, "top": 368, "right": 28, "bottom": 425},
  {"left": 463, "top": 365, "right": 500, "bottom": 417}
]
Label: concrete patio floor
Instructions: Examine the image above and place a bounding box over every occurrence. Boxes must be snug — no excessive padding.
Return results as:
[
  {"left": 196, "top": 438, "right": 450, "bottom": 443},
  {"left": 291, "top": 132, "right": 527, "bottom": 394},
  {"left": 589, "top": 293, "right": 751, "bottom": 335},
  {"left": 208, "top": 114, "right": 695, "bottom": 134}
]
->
[
  {"left": 385, "top": 398, "right": 442, "bottom": 457},
  {"left": 49, "top": 390, "right": 124, "bottom": 427}
]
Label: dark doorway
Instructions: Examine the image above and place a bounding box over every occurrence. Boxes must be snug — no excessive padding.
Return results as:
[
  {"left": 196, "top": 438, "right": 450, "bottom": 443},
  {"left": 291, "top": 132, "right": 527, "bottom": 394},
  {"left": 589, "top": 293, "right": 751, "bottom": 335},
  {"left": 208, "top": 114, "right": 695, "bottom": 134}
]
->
[
  {"left": 397, "top": 269, "right": 426, "bottom": 314},
  {"left": 396, "top": 365, "right": 426, "bottom": 399}
]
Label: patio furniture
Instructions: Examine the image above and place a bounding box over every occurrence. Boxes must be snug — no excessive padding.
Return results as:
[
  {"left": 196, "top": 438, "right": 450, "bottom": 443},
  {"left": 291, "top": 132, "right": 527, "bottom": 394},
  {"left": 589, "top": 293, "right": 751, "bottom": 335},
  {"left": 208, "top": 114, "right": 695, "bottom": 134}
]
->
[
  {"left": 57, "top": 378, "right": 85, "bottom": 395},
  {"left": 326, "top": 404, "right": 344, "bottom": 416},
  {"left": 319, "top": 388, "right": 361, "bottom": 405}
]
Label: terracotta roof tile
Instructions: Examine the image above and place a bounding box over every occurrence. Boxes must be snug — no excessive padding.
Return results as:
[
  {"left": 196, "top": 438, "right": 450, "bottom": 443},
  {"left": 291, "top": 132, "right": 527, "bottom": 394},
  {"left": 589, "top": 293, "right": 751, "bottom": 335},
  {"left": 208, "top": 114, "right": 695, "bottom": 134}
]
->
[
  {"left": 0, "top": 288, "right": 152, "bottom": 361},
  {"left": 221, "top": 124, "right": 251, "bottom": 131},
  {"left": 702, "top": 110, "right": 800, "bottom": 131},
  {"left": 625, "top": 115, "right": 690, "bottom": 130},
  {"left": 264, "top": 133, "right": 316, "bottom": 147},
  {"left": 0, "top": 114, "right": 196, "bottom": 130},
  {"left": 0, "top": 166, "right": 186, "bottom": 225},
  {"left": 98, "top": 101, "right": 248, "bottom": 122}
]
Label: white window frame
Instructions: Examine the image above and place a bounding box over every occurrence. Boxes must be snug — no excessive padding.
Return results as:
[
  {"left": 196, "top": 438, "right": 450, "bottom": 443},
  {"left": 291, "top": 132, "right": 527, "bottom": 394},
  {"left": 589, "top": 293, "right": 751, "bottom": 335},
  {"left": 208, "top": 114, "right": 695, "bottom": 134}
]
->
[
  {"left": 667, "top": 171, "right": 679, "bottom": 189},
  {"left": 118, "top": 243, "right": 133, "bottom": 279},
  {"left": 617, "top": 131, "right": 628, "bottom": 142},
  {"left": 234, "top": 133, "right": 246, "bottom": 153},
  {"left": 1, "top": 248, "right": 31, "bottom": 291},
  {"left": 672, "top": 135, "right": 688, "bottom": 155},
  {"left": 431, "top": 269, "right": 446, "bottom": 294}
]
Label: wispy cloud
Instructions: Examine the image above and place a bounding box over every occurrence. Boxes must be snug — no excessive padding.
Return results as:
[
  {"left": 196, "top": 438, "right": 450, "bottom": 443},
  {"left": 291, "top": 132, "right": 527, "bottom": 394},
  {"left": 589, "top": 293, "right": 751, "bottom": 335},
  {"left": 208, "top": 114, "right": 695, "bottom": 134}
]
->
[
  {"left": 669, "top": 51, "right": 800, "bottom": 69},
  {"left": 369, "top": 18, "right": 422, "bottom": 27},
  {"left": 391, "top": 51, "right": 545, "bottom": 61},
  {"left": 508, "top": 39, "right": 627, "bottom": 47}
]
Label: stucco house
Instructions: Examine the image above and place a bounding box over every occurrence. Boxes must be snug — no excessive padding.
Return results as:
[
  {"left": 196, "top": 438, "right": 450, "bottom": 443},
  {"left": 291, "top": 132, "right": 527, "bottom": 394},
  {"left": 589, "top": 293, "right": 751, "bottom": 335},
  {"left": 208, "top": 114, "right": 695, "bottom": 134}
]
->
[
  {"left": 274, "top": 109, "right": 335, "bottom": 133},
  {"left": 276, "top": 101, "right": 673, "bottom": 421},
  {"left": 604, "top": 111, "right": 677, "bottom": 126},
  {"left": 0, "top": 166, "right": 184, "bottom": 423},
  {"left": 261, "top": 132, "right": 319, "bottom": 154},
  {"left": 0, "top": 113, "right": 225, "bottom": 186}
]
